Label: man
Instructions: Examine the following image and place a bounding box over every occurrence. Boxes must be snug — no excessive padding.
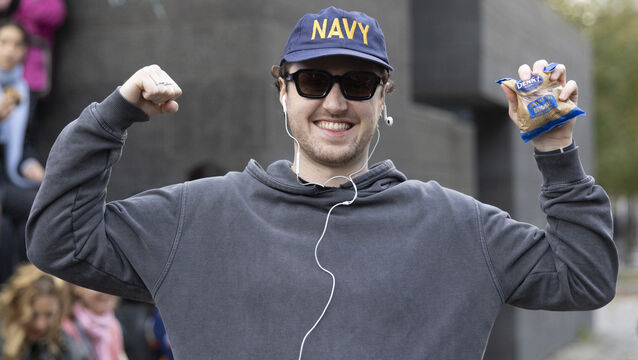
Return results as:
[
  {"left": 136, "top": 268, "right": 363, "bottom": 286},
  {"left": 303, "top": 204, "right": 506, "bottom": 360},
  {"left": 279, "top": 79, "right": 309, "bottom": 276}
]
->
[{"left": 27, "top": 6, "right": 617, "bottom": 359}]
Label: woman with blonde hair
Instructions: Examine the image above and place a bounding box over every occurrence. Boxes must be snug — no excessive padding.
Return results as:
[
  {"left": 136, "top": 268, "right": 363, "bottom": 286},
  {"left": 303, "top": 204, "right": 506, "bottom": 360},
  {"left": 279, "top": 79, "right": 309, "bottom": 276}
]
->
[{"left": 0, "top": 263, "right": 87, "bottom": 360}]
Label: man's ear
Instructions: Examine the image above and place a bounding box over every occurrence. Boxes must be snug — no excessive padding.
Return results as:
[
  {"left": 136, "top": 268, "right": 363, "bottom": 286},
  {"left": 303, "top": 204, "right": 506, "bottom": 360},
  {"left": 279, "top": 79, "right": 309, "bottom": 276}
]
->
[
  {"left": 279, "top": 78, "right": 288, "bottom": 114},
  {"left": 379, "top": 84, "right": 388, "bottom": 113},
  {"left": 384, "top": 82, "right": 392, "bottom": 95},
  {"left": 278, "top": 77, "right": 287, "bottom": 105}
]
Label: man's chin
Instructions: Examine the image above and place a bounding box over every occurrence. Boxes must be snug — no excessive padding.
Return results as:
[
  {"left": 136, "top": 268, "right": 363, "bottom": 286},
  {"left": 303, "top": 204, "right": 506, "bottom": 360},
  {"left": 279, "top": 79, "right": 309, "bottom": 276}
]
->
[{"left": 309, "top": 151, "right": 363, "bottom": 169}]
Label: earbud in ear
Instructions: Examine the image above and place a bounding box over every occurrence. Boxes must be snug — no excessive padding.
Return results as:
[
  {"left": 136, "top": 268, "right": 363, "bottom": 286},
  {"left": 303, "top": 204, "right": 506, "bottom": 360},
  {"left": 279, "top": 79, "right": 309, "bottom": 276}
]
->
[
  {"left": 281, "top": 94, "right": 287, "bottom": 114},
  {"left": 383, "top": 105, "right": 394, "bottom": 126},
  {"left": 386, "top": 115, "right": 394, "bottom": 127}
]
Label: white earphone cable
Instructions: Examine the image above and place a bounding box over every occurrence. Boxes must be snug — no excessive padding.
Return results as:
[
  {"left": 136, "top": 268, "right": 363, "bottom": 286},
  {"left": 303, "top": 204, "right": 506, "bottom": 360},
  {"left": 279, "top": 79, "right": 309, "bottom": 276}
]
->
[
  {"left": 297, "top": 181, "right": 356, "bottom": 360},
  {"left": 282, "top": 98, "right": 382, "bottom": 360}
]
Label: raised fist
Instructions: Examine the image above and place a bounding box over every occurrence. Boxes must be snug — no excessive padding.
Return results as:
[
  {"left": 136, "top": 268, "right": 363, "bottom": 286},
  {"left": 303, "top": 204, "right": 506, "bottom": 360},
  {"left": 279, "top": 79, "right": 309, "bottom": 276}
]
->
[{"left": 119, "top": 64, "right": 182, "bottom": 118}]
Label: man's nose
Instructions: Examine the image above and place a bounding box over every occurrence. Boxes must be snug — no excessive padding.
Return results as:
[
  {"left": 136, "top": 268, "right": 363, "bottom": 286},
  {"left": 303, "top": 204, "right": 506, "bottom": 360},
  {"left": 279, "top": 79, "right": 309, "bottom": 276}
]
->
[{"left": 322, "top": 83, "right": 348, "bottom": 114}]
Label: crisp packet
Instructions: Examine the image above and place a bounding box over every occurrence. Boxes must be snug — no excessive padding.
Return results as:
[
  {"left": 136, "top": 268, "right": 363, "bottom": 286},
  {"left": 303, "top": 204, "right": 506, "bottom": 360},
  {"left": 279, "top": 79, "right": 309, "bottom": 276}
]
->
[{"left": 496, "top": 63, "right": 585, "bottom": 143}]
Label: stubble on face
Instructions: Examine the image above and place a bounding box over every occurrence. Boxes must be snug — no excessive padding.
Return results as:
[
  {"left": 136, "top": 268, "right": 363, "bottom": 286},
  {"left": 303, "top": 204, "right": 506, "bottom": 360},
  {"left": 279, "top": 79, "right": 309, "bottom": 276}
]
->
[{"left": 289, "top": 114, "right": 376, "bottom": 168}]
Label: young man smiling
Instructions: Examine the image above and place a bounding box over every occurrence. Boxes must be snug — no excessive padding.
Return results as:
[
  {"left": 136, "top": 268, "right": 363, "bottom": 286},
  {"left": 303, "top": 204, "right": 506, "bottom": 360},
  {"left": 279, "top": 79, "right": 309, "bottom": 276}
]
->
[
  {"left": 278, "top": 55, "right": 388, "bottom": 184},
  {"left": 27, "top": 6, "right": 617, "bottom": 360}
]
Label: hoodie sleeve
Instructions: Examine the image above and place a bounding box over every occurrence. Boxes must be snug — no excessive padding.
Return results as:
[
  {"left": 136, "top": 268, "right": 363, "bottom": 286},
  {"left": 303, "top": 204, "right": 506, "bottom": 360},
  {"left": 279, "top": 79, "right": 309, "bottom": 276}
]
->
[
  {"left": 478, "top": 146, "right": 618, "bottom": 310},
  {"left": 26, "top": 90, "right": 184, "bottom": 303}
]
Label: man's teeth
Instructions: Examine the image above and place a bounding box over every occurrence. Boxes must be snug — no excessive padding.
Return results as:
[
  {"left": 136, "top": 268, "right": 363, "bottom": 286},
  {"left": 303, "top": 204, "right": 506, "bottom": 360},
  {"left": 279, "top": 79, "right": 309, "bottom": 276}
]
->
[{"left": 316, "top": 121, "right": 352, "bottom": 131}]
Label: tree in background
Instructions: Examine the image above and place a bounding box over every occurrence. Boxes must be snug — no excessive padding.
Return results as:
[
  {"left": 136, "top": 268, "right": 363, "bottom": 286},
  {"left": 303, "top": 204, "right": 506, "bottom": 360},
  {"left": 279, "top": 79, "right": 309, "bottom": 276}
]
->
[{"left": 546, "top": 0, "right": 638, "bottom": 263}]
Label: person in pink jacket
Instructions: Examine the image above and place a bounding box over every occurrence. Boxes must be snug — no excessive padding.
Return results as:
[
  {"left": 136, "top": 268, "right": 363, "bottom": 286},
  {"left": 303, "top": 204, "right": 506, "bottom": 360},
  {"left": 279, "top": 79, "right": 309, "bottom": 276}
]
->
[
  {"left": 12, "top": 0, "right": 66, "bottom": 98},
  {"left": 62, "top": 285, "right": 127, "bottom": 360}
]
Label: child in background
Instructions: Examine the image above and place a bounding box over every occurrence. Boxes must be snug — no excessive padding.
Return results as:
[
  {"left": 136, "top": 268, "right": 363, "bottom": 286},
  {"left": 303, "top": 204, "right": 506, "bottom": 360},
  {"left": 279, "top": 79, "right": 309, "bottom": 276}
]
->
[
  {"left": 11, "top": 0, "right": 66, "bottom": 161},
  {"left": 63, "top": 286, "right": 127, "bottom": 360},
  {"left": 0, "top": 19, "right": 43, "bottom": 187},
  {"left": 0, "top": 263, "right": 88, "bottom": 360},
  {"left": 0, "top": 19, "right": 45, "bottom": 285}
]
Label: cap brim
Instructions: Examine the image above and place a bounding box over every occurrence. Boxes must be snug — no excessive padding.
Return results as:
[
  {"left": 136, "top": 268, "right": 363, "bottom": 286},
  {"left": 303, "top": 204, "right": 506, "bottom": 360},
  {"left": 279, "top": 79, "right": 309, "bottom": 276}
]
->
[{"left": 282, "top": 48, "right": 393, "bottom": 71}]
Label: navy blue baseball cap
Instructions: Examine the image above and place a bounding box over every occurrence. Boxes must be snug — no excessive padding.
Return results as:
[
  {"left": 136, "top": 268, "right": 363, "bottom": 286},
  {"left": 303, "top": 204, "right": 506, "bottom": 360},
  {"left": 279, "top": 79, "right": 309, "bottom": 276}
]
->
[{"left": 281, "top": 7, "right": 393, "bottom": 71}]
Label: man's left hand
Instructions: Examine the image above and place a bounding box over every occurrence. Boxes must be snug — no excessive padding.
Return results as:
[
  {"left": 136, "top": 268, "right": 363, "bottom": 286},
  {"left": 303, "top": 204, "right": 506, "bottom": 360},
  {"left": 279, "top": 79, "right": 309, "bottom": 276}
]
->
[{"left": 500, "top": 59, "right": 578, "bottom": 152}]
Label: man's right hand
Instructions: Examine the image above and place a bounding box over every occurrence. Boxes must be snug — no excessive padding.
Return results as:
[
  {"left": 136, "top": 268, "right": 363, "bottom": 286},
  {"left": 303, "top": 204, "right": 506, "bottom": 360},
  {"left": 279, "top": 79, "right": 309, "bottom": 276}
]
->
[{"left": 119, "top": 64, "right": 182, "bottom": 118}]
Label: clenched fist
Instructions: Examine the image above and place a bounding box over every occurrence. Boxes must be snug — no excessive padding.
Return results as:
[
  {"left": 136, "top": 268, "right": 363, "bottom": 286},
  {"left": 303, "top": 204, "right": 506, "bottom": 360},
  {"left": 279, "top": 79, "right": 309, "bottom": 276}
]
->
[{"left": 119, "top": 64, "right": 182, "bottom": 118}]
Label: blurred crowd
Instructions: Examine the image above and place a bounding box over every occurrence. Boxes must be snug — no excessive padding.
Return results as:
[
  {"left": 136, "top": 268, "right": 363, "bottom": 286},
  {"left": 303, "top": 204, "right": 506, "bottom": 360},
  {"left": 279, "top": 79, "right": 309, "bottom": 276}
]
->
[
  {"left": 0, "top": 1, "right": 179, "bottom": 359},
  {"left": 1, "top": 263, "right": 177, "bottom": 360}
]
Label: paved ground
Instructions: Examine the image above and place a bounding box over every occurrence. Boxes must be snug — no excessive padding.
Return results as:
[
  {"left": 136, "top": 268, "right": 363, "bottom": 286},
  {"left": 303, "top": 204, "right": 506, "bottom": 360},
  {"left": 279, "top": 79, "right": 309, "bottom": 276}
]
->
[{"left": 544, "top": 269, "right": 638, "bottom": 360}]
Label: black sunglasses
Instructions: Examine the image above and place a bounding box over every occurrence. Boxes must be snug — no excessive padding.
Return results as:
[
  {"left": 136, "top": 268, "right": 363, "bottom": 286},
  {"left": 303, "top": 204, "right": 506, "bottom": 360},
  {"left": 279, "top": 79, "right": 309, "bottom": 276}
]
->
[{"left": 285, "top": 69, "right": 382, "bottom": 101}]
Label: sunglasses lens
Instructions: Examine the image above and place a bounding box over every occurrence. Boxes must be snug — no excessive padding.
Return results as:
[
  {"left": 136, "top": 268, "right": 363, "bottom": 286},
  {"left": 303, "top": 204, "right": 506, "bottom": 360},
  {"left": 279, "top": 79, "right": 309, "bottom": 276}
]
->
[
  {"left": 342, "top": 72, "right": 378, "bottom": 99},
  {"left": 291, "top": 70, "right": 380, "bottom": 100},
  {"left": 297, "top": 71, "right": 332, "bottom": 97}
]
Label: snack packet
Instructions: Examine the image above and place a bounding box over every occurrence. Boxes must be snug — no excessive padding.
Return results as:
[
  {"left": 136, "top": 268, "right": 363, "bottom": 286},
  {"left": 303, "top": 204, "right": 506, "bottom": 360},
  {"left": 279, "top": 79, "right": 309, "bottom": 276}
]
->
[{"left": 496, "top": 63, "right": 585, "bottom": 143}]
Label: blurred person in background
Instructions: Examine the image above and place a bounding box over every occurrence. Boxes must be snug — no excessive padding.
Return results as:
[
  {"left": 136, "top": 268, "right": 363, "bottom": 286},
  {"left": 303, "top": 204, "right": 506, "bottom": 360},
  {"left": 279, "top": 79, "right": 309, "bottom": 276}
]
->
[
  {"left": 0, "top": 19, "right": 43, "bottom": 284},
  {"left": 11, "top": 0, "right": 65, "bottom": 99},
  {"left": 11, "top": 0, "right": 66, "bottom": 166},
  {"left": 62, "top": 286, "right": 127, "bottom": 360},
  {"left": 0, "top": 263, "right": 87, "bottom": 360}
]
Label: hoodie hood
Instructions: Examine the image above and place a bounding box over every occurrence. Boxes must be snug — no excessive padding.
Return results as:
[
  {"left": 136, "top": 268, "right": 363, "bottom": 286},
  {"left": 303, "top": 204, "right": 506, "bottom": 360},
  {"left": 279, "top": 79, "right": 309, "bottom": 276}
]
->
[{"left": 245, "top": 159, "right": 407, "bottom": 196}]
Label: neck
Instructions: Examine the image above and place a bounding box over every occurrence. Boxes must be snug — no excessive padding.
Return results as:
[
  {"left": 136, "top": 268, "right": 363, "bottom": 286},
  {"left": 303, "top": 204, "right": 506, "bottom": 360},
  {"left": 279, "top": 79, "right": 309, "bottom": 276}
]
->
[{"left": 292, "top": 150, "right": 369, "bottom": 187}]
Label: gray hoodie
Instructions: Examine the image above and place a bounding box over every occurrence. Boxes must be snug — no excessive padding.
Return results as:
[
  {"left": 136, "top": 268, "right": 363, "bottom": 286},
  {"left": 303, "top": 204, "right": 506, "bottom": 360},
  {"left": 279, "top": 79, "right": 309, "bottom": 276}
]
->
[{"left": 27, "top": 90, "right": 618, "bottom": 359}]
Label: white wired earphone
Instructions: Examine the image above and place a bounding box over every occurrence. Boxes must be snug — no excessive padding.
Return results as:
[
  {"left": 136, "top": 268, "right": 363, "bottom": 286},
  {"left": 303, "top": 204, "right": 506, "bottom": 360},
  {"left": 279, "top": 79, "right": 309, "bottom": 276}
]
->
[
  {"left": 281, "top": 94, "right": 393, "bottom": 360},
  {"left": 383, "top": 103, "right": 393, "bottom": 127}
]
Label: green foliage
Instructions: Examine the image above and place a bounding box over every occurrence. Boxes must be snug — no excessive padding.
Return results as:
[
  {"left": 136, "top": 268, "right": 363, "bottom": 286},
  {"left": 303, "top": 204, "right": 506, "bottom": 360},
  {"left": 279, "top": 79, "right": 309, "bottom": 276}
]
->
[
  {"left": 546, "top": 0, "right": 638, "bottom": 195},
  {"left": 594, "top": 7, "right": 638, "bottom": 194}
]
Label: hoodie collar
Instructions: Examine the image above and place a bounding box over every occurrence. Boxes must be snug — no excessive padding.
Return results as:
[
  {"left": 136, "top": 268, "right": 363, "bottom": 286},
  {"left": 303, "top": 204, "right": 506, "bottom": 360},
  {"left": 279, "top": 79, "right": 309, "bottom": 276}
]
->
[{"left": 245, "top": 159, "right": 407, "bottom": 195}]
